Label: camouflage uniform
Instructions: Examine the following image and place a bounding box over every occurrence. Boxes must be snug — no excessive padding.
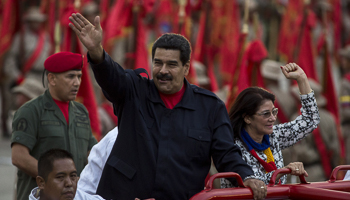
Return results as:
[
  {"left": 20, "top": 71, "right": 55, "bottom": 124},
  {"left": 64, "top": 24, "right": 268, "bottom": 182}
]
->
[{"left": 11, "top": 90, "right": 97, "bottom": 200}]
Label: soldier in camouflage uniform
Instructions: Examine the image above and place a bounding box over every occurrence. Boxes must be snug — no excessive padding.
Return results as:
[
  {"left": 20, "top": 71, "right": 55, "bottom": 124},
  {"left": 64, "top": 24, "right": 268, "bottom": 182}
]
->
[{"left": 11, "top": 52, "right": 97, "bottom": 200}]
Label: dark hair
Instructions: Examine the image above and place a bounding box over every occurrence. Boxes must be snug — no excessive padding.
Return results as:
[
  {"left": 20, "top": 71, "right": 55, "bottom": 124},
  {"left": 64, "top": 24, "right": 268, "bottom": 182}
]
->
[
  {"left": 38, "top": 149, "right": 74, "bottom": 181},
  {"left": 229, "top": 87, "right": 275, "bottom": 140},
  {"left": 152, "top": 33, "right": 191, "bottom": 66}
]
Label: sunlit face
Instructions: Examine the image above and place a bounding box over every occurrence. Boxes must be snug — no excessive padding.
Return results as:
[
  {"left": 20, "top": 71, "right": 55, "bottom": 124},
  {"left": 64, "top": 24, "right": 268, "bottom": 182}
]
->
[
  {"left": 152, "top": 48, "right": 189, "bottom": 94},
  {"left": 245, "top": 100, "right": 277, "bottom": 136},
  {"left": 50, "top": 70, "right": 82, "bottom": 102},
  {"left": 40, "top": 158, "right": 78, "bottom": 200}
]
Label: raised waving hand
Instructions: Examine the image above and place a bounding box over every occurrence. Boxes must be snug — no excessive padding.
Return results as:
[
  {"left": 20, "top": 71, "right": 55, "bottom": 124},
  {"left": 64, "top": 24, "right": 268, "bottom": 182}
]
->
[{"left": 69, "top": 13, "right": 103, "bottom": 63}]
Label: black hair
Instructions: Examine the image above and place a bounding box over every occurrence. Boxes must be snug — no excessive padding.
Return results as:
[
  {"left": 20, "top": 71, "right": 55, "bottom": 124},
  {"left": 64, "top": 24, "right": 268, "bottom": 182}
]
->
[
  {"left": 152, "top": 33, "right": 191, "bottom": 66},
  {"left": 229, "top": 87, "right": 275, "bottom": 141},
  {"left": 38, "top": 149, "right": 74, "bottom": 181}
]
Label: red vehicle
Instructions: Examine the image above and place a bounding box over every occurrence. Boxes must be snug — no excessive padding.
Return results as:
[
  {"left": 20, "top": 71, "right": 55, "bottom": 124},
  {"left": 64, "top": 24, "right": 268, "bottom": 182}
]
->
[{"left": 191, "top": 165, "right": 350, "bottom": 200}]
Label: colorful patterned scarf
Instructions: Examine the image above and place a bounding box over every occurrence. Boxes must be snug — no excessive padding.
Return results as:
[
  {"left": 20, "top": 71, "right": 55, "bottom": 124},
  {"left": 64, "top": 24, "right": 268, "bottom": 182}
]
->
[{"left": 241, "top": 129, "right": 277, "bottom": 173}]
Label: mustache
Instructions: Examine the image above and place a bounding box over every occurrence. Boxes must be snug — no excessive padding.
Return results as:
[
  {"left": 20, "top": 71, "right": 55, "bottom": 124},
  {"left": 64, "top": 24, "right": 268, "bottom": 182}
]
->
[{"left": 156, "top": 73, "right": 173, "bottom": 80}]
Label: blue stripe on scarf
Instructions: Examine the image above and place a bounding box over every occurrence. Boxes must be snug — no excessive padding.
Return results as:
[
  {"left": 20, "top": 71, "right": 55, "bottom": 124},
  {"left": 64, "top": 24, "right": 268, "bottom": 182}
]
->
[{"left": 241, "top": 128, "right": 270, "bottom": 151}]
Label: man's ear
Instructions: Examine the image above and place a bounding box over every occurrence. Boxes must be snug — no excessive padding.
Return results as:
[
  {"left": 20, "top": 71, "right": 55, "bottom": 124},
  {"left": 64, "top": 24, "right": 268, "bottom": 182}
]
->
[
  {"left": 184, "top": 61, "right": 190, "bottom": 76},
  {"left": 47, "top": 73, "right": 56, "bottom": 86},
  {"left": 36, "top": 176, "right": 45, "bottom": 190}
]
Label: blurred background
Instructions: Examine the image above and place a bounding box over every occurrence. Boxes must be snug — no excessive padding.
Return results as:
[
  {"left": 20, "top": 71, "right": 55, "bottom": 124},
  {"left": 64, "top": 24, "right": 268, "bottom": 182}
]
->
[{"left": 1, "top": 0, "right": 350, "bottom": 198}]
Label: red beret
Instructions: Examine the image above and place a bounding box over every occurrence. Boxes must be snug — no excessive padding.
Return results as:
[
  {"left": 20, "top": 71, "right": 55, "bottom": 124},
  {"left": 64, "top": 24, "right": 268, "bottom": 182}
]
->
[{"left": 44, "top": 52, "right": 83, "bottom": 73}]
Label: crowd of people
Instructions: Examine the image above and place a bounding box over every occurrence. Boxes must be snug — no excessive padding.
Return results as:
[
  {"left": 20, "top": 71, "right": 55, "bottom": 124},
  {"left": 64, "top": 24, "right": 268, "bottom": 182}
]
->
[{"left": 1, "top": 0, "right": 350, "bottom": 199}]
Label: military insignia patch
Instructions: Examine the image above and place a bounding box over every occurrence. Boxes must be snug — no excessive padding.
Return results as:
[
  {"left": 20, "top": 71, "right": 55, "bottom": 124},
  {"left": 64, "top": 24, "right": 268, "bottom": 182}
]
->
[{"left": 17, "top": 118, "right": 28, "bottom": 132}]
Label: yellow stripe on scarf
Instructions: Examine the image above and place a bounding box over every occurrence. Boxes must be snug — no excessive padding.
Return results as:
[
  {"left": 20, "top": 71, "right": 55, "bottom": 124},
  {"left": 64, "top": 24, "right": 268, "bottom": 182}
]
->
[
  {"left": 263, "top": 148, "right": 275, "bottom": 163},
  {"left": 340, "top": 96, "right": 350, "bottom": 103}
]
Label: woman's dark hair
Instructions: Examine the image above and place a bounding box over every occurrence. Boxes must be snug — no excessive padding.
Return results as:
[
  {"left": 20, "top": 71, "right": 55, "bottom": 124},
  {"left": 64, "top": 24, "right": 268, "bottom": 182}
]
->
[
  {"left": 152, "top": 33, "right": 191, "bottom": 66},
  {"left": 229, "top": 87, "right": 275, "bottom": 140}
]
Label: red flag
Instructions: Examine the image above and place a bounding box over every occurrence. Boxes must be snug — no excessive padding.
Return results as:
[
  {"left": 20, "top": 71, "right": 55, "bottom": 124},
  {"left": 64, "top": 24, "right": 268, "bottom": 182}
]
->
[
  {"left": 330, "top": 0, "right": 342, "bottom": 58},
  {"left": 40, "top": 0, "right": 71, "bottom": 54},
  {"left": 296, "top": 10, "right": 319, "bottom": 82},
  {"left": 173, "top": 0, "right": 191, "bottom": 36},
  {"left": 313, "top": 127, "right": 333, "bottom": 178},
  {"left": 193, "top": 4, "right": 206, "bottom": 63},
  {"left": 219, "top": 0, "right": 241, "bottom": 86},
  {"left": 103, "top": 0, "right": 133, "bottom": 53},
  {"left": 40, "top": 0, "right": 56, "bottom": 48},
  {"left": 171, "top": 1, "right": 198, "bottom": 85},
  {"left": 153, "top": 0, "right": 174, "bottom": 36},
  {"left": 322, "top": 44, "right": 339, "bottom": 122},
  {"left": 133, "top": 3, "right": 150, "bottom": 75},
  {"left": 228, "top": 40, "right": 267, "bottom": 102},
  {"left": 60, "top": 3, "right": 76, "bottom": 52},
  {"left": 82, "top": 0, "right": 92, "bottom": 5},
  {"left": 76, "top": 55, "right": 102, "bottom": 141},
  {"left": 235, "top": 50, "right": 250, "bottom": 95},
  {"left": 192, "top": 1, "right": 223, "bottom": 90},
  {"left": 191, "top": 3, "right": 207, "bottom": 86},
  {"left": 278, "top": 0, "right": 304, "bottom": 62},
  {"left": 190, "top": 4, "right": 208, "bottom": 85},
  {"left": 279, "top": 1, "right": 318, "bottom": 82},
  {"left": 206, "top": 52, "right": 218, "bottom": 92},
  {"left": 106, "top": 1, "right": 151, "bottom": 74},
  {"left": 245, "top": 40, "right": 268, "bottom": 88},
  {"left": 185, "top": 19, "right": 199, "bottom": 85},
  {"left": 322, "top": 38, "right": 345, "bottom": 160},
  {"left": 249, "top": 42, "right": 290, "bottom": 123},
  {"left": 225, "top": 32, "right": 247, "bottom": 110},
  {"left": 99, "top": 0, "right": 111, "bottom": 29},
  {"left": 0, "top": 0, "right": 20, "bottom": 59},
  {"left": 60, "top": 2, "right": 102, "bottom": 141},
  {"left": 0, "top": 1, "right": 2, "bottom": 36}
]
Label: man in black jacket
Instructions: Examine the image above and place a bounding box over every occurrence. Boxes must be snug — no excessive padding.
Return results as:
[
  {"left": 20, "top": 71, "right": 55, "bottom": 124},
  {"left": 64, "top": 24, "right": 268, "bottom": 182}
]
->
[{"left": 69, "top": 13, "right": 266, "bottom": 200}]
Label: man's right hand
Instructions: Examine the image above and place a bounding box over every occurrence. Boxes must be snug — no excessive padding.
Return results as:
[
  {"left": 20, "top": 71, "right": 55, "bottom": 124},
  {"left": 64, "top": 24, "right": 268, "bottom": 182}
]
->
[
  {"left": 69, "top": 13, "right": 103, "bottom": 63},
  {"left": 243, "top": 178, "right": 267, "bottom": 200}
]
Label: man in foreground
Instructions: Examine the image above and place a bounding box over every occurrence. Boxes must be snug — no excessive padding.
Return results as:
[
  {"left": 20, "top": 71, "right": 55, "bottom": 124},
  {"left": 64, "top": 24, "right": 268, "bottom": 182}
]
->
[
  {"left": 69, "top": 13, "right": 266, "bottom": 200},
  {"left": 29, "top": 149, "right": 104, "bottom": 200}
]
